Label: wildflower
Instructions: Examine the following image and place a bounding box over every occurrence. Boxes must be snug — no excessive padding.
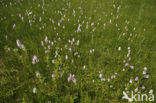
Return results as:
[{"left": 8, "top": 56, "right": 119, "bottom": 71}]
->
[
  {"left": 39, "top": 17, "right": 42, "bottom": 22},
  {"left": 149, "top": 89, "right": 153, "bottom": 94},
  {"left": 91, "top": 22, "right": 94, "bottom": 26},
  {"left": 133, "top": 27, "right": 136, "bottom": 31},
  {"left": 8, "top": 48, "right": 10, "bottom": 51},
  {"left": 71, "top": 59, "right": 74, "bottom": 63},
  {"left": 48, "top": 45, "right": 51, "bottom": 49},
  {"left": 45, "top": 36, "right": 48, "bottom": 43},
  {"left": 142, "top": 86, "right": 145, "bottom": 90},
  {"left": 76, "top": 40, "right": 79, "bottom": 46},
  {"left": 130, "top": 66, "right": 134, "bottom": 69},
  {"left": 110, "top": 19, "right": 112, "bottom": 24},
  {"left": 13, "top": 24, "right": 16, "bottom": 29},
  {"left": 74, "top": 52, "right": 78, "bottom": 56},
  {"left": 51, "top": 41, "right": 54, "bottom": 46},
  {"left": 123, "top": 60, "right": 126, "bottom": 63},
  {"left": 90, "top": 50, "right": 93, "bottom": 54},
  {"left": 108, "top": 78, "right": 110, "bottom": 82},
  {"left": 83, "top": 65, "right": 86, "bottom": 69},
  {"left": 144, "top": 74, "right": 149, "bottom": 79},
  {"left": 32, "top": 55, "right": 39, "bottom": 64},
  {"left": 129, "top": 79, "right": 133, "bottom": 84},
  {"left": 104, "top": 23, "right": 106, "bottom": 27},
  {"left": 144, "top": 67, "right": 147, "bottom": 71},
  {"left": 111, "top": 75, "right": 114, "bottom": 79},
  {"left": 16, "top": 40, "right": 25, "bottom": 50},
  {"left": 51, "top": 74, "right": 55, "bottom": 78},
  {"left": 135, "top": 76, "right": 138, "bottom": 81},
  {"left": 41, "top": 41, "right": 44, "bottom": 46},
  {"left": 101, "top": 78, "right": 106, "bottom": 81},
  {"left": 52, "top": 60, "right": 54, "bottom": 64},
  {"left": 36, "top": 72, "right": 40, "bottom": 77},
  {"left": 68, "top": 74, "right": 76, "bottom": 84},
  {"left": 72, "top": 38, "right": 75, "bottom": 42},
  {"left": 118, "top": 46, "right": 121, "bottom": 51},
  {"left": 92, "top": 80, "right": 95, "bottom": 83},
  {"left": 123, "top": 33, "right": 125, "bottom": 36},
  {"left": 69, "top": 48, "right": 72, "bottom": 52},
  {"left": 143, "top": 71, "right": 146, "bottom": 75},
  {"left": 99, "top": 73, "right": 102, "bottom": 78},
  {"left": 77, "top": 24, "right": 81, "bottom": 32},
  {"left": 135, "top": 87, "right": 138, "bottom": 92},
  {"left": 73, "top": 9, "right": 75, "bottom": 16},
  {"left": 65, "top": 55, "right": 68, "bottom": 60},
  {"left": 33, "top": 87, "right": 37, "bottom": 93},
  {"left": 125, "top": 63, "right": 129, "bottom": 67}
]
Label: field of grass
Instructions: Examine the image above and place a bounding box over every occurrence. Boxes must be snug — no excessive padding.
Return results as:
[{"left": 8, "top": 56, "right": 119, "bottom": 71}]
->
[{"left": 0, "top": 0, "right": 156, "bottom": 102}]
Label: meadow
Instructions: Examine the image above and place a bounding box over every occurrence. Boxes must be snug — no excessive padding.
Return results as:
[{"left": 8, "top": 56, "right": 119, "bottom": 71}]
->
[{"left": 0, "top": 0, "right": 156, "bottom": 102}]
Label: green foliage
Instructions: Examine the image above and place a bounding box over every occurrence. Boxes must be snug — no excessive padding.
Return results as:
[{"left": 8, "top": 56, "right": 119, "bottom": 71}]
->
[{"left": 0, "top": 0, "right": 156, "bottom": 102}]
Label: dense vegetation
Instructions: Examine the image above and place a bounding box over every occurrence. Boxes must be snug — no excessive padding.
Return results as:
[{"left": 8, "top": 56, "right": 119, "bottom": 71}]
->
[{"left": 0, "top": 0, "right": 156, "bottom": 102}]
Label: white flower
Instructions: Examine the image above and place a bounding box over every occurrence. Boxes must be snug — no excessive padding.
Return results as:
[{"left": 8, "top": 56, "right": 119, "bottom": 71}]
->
[
  {"left": 99, "top": 73, "right": 102, "bottom": 78},
  {"left": 144, "top": 75, "right": 149, "bottom": 79},
  {"left": 68, "top": 74, "right": 76, "bottom": 84},
  {"left": 135, "top": 87, "right": 138, "bottom": 92},
  {"left": 72, "top": 38, "right": 75, "bottom": 42},
  {"left": 36, "top": 72, "right": 40, "bottom": 77},
  {"left": 125, "top": 63, "right": 129, "bottom": 67},
  {"left": 52, "top": 74, "right": 55, "bottom": 78},
  {"left": 65, "top": 55, "right": 68, "bottom": 60},
  {"left": 130, "top": 66, "right": 134, "bottom": 69},
  {"left": 33, "top": 87, "right": 37, "bottom": 93},
  {"left": 135, "top": 76, "right": 138, "bottom": 81},
  {"left": 109, "top": 19, "right": 112, "bottom": 24},
  {"left": 91, "top": 22, "right": 94, "bottom": 26},
  {"left": 92, "top": 80, "right": 95, "bottom": 83},
  {"left": 41, "top": 41, "right": 44, "bottom": 46},
  {"left": 16, "top": 40, "right": 25, "bottom": 50},
  {"left": 83, "top": 65, "right": 86, "bottom": 69},
  {"left": 76, "top": 40, "right": 79, "bottom": 46},
  {"left": 149, "top": 89, "right": 153, "bottom": 94},
  {"left": 8, "top": 48, "right": 10, "bottom": 51},
  {"left": 144, "top": 67, "right": 147, "bottom": 71},
  {"left": 13, "top": 24, "right": 16, "bottom": 29},
  {"left": 143, "top": 71, "right": 146, "bottom": 75},
  {"left": 51, "top": 41, "right": 54, "bottom": 46},
  {"left": 69, "top": 48, "right": 72, "bottom": 52},
  {"left": 142, "top": 86, "right": 145, "bottom": 90},
  {"left": 52, "top": 60, "right": 54, "bottom": 64},
  {"left": 77, "top": 24, "right": 81, "bottom": 32},
  {"left": 101, "top": 78, "right": 106, "bottom": 81},
  {"left": 32, "top": 55, "right": 39, "bottom": 64},
  {"left": 129, "top": 79, "right": 133, "bottom": 84},
  {"left": 118, "top": 46, "right": 121, "bottom": 51},
  {"left": 45, "top": 36, "right": 48, "bottom": 43}
]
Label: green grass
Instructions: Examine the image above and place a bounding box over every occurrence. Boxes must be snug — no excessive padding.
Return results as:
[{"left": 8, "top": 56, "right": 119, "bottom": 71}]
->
[{"left": 0, "top": 0, "right": 156, "bottom": 102}]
